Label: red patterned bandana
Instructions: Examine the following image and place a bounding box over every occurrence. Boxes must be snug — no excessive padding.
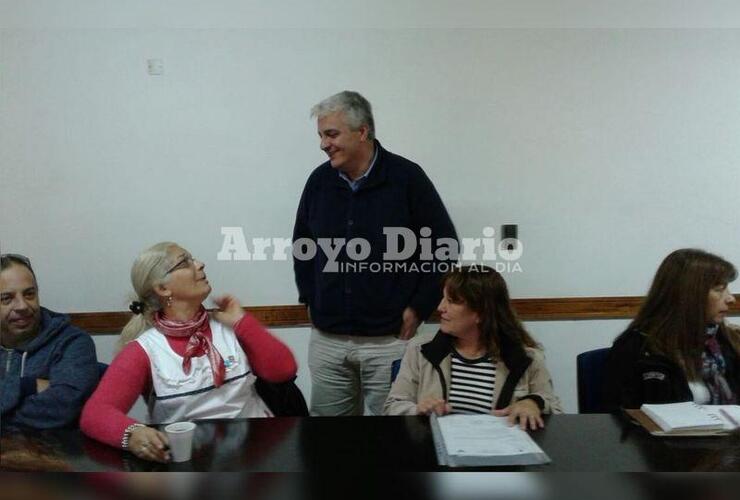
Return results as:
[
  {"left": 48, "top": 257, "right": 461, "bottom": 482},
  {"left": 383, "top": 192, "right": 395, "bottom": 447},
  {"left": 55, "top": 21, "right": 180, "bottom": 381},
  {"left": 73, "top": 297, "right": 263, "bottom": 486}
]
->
[{"left": 153, "top": 306, "right": 226, "bottom": 387}]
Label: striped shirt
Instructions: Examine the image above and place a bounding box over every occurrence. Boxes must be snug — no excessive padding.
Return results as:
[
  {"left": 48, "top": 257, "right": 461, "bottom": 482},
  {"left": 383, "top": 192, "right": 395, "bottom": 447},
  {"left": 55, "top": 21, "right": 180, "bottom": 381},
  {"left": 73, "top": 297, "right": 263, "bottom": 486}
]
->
[{"left": 448, "top": 349, "right": 496, "bottom": 414}]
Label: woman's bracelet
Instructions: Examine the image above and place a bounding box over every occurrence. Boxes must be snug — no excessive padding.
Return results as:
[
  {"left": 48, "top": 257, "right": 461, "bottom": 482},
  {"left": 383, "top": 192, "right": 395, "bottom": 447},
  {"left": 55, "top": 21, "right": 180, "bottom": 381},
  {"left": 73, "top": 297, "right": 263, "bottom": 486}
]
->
[{"left": 121, "top": 423, "right": 146, "bottom": 450}]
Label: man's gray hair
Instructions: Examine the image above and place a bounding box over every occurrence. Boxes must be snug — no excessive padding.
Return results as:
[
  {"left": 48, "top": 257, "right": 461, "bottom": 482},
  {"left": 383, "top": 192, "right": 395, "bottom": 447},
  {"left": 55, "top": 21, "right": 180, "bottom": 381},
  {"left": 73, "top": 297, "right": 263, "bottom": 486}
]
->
[{"left": 311, "top": 91, "right": 375, "bottom": 140}]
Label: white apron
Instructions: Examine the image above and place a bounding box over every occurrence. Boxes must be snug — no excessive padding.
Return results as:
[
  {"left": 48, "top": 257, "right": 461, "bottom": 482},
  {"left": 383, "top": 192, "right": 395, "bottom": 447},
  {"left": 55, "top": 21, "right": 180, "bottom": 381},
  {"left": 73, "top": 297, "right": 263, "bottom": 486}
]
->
[{"left": 136, "top": 320, "right": 272, "bottom": 424}]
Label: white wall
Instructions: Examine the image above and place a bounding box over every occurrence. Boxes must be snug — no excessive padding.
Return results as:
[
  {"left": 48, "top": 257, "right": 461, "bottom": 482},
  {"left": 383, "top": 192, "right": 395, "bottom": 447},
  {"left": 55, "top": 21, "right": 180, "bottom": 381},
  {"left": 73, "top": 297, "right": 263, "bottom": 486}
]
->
[
  {"left": 3, "top": 28, "right": 740, "bottom": 306},
  {"left": 4, "top": 2, "right": 740, "bottom": 415},
  {"left": 5, "top": 1, "right": 740, "bottom": 30}
]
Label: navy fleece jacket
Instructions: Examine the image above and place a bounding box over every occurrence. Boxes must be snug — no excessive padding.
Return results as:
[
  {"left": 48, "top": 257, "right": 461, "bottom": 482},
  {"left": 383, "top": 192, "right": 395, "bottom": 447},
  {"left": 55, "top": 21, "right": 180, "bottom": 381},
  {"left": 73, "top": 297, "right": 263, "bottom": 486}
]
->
[
  {"left": 1, "top": 308, "right": 98, "bottom": 428},
  {"left": 293, "top": 141, "right": 458, "bottom": 335}
]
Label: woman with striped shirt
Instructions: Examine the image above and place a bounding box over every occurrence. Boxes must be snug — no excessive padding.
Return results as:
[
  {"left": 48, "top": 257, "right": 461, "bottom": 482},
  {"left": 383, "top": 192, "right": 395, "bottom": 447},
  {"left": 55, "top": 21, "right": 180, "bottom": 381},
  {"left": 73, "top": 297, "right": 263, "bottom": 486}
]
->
[{"left": 384, "top": 265, "right": 562, "bottom": 429}]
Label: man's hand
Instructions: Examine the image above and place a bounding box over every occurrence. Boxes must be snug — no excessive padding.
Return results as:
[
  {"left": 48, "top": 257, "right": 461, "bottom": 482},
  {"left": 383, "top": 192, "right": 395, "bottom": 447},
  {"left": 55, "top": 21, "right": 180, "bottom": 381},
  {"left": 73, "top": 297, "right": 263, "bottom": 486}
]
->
[
  {"left": 417, "top": 398, "right": 451, "bottom": 416},
  {"left": 492, "top": 399, "right": 544, "bottom": 431},
  {"left": 36, "top": 379, "right": 49, "bottom": 393},
  {"left": 211, "top": 294, "right": 246, "bottom": 328},
  {"left": 398, "top": 307, "right": 420, "bottom": 340}
]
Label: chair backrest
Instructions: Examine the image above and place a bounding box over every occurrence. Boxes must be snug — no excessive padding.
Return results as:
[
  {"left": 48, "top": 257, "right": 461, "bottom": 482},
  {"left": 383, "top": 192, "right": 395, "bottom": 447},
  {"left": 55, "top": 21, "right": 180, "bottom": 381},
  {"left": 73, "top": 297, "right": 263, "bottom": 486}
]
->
[
  {"left": 390, "top": 358, "right": 402, "bottom": 383},
  {"left": 576, "top": 347, "right": 611, "bottom": 413},
  {"left": 255, "top": 377, "right": 309, "bottom": 416},
  {"left": 97, "top": 362, "right": 109, "bottom": 379}
]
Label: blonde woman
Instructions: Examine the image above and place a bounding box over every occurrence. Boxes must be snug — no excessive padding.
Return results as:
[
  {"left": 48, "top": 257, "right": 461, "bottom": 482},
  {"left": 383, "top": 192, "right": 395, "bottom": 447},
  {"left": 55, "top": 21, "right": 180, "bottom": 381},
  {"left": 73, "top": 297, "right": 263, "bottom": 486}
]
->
[{"left": 81, "top": 242, "right": 297, "bottom": 462}]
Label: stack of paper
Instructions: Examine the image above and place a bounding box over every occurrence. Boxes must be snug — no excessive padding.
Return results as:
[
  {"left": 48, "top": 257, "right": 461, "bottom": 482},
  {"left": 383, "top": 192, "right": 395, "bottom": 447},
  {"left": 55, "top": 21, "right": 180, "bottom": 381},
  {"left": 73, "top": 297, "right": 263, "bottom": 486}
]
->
[
  {"left": 718, "top": 405, "right": 740, "bottom": 427},
  {"left": 430, "top": 414, "right": 550, "bottom": 467},
  {"left": 633, "top": 402, "right": 740, "bottom": 436},
  {"left": 641, "top": 402, "right": 725, "bottom": 433}
]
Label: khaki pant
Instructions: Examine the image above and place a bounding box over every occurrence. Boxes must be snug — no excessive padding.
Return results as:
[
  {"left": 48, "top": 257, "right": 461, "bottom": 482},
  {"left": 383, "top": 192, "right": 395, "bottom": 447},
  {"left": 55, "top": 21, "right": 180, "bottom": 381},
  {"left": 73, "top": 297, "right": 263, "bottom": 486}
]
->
[{"left": 308, "top": 328, "right": 408, "bottom": 416}]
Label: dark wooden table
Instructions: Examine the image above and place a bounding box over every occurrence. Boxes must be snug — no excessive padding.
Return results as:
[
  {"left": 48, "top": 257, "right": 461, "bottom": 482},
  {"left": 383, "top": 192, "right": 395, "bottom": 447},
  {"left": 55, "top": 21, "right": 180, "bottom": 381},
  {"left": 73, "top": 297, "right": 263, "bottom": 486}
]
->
[{"left": 1, "top": 414, "right": 738, "bottom": 472}]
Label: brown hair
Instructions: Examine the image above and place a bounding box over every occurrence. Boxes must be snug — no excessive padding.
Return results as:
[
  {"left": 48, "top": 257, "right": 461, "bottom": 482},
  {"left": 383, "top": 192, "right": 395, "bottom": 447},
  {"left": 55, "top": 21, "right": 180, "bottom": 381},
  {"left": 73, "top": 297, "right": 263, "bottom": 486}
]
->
[
  {"left": 443, "top": 265, "right": 538, "bottom": 362},
  {"left": 628, "top": 248, "right": 738, "bottom": 379}
]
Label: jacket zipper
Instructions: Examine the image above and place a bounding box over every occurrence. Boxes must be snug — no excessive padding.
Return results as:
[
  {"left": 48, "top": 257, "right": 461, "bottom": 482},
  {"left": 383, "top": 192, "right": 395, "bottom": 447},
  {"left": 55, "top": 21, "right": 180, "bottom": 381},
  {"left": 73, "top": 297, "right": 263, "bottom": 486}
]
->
[{"left": 3, "top": 347, "right": 12, "bottom": 375}]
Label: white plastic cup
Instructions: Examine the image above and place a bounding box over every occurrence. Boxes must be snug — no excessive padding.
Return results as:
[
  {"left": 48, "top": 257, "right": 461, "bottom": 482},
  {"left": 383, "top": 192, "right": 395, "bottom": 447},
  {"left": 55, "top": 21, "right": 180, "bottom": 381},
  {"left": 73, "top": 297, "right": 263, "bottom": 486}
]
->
[{"left": 164, "top": 421, "right": 196, "bottom": 462}]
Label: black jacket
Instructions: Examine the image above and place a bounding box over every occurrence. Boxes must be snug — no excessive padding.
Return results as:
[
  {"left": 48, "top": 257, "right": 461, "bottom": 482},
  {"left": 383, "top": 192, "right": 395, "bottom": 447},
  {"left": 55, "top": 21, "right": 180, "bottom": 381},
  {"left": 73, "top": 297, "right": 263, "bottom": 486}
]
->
[
  {"left": 255, "top": 377, "right": 309, "bottom": 417},
  {"left": 293, "top": 141, "right": 457, "bottom": 336},
  {"left": 603, "top": 328, "right": 740, "bottom": 411}
]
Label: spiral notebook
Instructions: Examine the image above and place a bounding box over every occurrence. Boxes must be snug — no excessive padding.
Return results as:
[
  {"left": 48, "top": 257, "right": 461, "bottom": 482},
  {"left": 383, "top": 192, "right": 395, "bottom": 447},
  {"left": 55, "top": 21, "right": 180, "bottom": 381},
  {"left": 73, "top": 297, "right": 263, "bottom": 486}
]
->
[
  {"left": 626, "top": 402, "right": 740, "bottom": 436},
  {"left": 430, "top": 414, "right": 550, "bottom": 467}
]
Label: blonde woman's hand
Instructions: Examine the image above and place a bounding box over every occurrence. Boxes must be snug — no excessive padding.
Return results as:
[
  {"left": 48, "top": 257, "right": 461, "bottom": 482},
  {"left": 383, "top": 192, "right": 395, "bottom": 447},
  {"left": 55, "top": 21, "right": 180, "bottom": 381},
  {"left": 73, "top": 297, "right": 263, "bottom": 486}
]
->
[
  {"left": 492, "top": 399, "right": 544, "bottom": 431},
  {"left": 417, "top": 398, "right": 451, "bottom": 416},
  {"left": 211, "top": 294, "right": 246, "bottom": 327},
  {"left": 128, "top": 426, "right": 171, "bottom": 463}
]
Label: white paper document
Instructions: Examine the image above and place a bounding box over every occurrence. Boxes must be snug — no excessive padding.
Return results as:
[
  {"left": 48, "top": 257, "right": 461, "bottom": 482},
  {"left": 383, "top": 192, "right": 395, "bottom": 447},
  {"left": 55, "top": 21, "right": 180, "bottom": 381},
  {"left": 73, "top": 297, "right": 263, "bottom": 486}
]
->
[
  {"left": 430, "top": 414, "right": 550, "bottom": 467},
  {"left": 717, "top": 405, "right": 740, "bottom": 427},
  {"left": 704, "top": 405, "right": 740, "bottom": 430},
  {"left": 639, "top": 402, "right": 740, "bottom": 434}
]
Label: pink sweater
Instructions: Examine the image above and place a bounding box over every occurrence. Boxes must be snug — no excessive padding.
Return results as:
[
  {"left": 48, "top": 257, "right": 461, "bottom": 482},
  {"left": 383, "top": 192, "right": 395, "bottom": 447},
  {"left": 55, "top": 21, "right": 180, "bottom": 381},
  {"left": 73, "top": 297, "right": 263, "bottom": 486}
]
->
[{"left": 80, "top": 313, "right": 297, "bottom": 448}]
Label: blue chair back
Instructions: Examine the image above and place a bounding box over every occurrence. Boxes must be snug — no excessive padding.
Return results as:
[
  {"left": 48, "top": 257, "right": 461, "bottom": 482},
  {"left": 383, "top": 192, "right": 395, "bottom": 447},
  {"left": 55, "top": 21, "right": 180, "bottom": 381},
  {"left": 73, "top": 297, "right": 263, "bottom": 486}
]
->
[
  {"left": 576, "top": 347, "right": 611, "bottom": 413},
  {"left": 390, "top": 358, "right": 402, "bottom": 383},
  {"left": 97, "top": 362, "right": 109, "bottom": 379}
]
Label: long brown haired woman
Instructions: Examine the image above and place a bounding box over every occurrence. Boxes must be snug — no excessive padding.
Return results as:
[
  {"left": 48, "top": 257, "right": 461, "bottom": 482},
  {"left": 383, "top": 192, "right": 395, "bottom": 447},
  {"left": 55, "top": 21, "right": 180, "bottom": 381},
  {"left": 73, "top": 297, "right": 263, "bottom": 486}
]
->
[
  {"left": 384, "top": 265, "right": 562, "bottom": 430},
  {"left": 604, "top": 248, "right": 739, "bottom": 411}
]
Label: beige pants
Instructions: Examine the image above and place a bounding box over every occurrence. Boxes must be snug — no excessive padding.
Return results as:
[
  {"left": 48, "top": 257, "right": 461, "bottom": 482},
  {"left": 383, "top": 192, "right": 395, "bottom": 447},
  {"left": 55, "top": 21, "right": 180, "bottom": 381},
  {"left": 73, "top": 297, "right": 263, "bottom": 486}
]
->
[{"left": 308, "top": 328, "right": 408, "bottom": 416}]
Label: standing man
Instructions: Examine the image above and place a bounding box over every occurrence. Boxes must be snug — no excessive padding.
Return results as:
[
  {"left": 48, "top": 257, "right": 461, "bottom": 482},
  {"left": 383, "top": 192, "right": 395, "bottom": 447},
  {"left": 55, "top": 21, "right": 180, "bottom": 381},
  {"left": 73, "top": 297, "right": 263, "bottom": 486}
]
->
[
  {"left": 1, "top": 254, "right": 99, "bottom": 428},
  {"left": 293, "top": 91, "right": 457, "bottom": 415}
]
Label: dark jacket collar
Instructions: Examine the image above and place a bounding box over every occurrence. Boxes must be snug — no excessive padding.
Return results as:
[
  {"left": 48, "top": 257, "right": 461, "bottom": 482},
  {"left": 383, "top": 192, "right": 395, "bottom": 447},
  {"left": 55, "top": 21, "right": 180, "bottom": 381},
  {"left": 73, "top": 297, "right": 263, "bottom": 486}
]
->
[
  {"left": 15, "top": 307, "right": 70, "bottom": 353},
  {"left": 420, "top": 330, "right": 455, "bottom": 366},
  {"left": 421, "top": 330, "right": 533, "bottom": 410},
  {"left": 327, "top": 140, "right": 389, "bottom": 191},
  {"left": 495, "top": 333, "right": 533, "bottom": 409},
  {"left": 359, "top": 140, "right": 388, "bottom": 190},
  {"left": 420, "top": 330, "right": 532, "bottom": 373}
]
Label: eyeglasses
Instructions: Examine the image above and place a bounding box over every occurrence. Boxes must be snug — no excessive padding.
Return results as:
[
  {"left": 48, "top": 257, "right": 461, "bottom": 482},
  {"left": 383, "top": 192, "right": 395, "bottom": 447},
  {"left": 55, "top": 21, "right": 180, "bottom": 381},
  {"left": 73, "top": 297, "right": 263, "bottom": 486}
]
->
[
  {"left": 1, "top": 253, "right": 33, "bottom": 271},
  {"left": 165, "top": 254, "right": 195, "bottom": 275}
]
